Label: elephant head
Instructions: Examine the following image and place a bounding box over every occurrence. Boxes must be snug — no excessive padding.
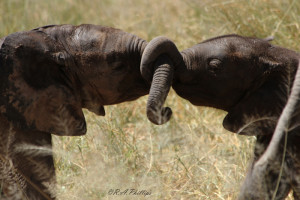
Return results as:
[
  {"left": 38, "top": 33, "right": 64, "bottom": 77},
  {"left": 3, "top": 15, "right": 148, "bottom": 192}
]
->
[
  {"left": 167, "top": 35, "right": 300, "bottom": 199},
  {"left": 170, "top": 34, "right": 299, "bottom": 136},
  {"left": 0, "top": 24, "right": 178, "bottom": 136}
]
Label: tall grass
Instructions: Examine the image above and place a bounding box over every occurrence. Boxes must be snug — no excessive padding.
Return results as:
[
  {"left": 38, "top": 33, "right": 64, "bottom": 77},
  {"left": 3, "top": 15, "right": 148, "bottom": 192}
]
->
[{"left": 1, "top": 0, "right": 299, "bottom": 199}]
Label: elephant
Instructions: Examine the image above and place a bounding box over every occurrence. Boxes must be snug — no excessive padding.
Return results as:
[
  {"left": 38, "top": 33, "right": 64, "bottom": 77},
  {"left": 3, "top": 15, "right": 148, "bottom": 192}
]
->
[
  {"left": 238, "top": 62, "right": 300, "bottom": 200},
  {"left": 0, "top": 24, "right": 177, "bottom": 199},
  {"left": 142, "top": 34, "right": 300, "bottom": 199}
]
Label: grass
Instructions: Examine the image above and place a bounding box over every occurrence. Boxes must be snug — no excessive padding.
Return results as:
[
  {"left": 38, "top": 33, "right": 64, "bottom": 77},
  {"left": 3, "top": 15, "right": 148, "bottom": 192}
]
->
[{"left": 1, "top": 0, "right": 299, "bottom": 199}]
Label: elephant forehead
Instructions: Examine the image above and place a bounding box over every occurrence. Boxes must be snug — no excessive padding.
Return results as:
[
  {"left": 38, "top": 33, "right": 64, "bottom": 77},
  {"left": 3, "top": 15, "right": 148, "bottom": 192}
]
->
[
  {"left": 184, "top": 42, "right": 232, "bottom": 60},
  {"left": 70, "top": 26, "right": 128, "bottom": 53},
  {"left": 198, "top": 35, "right": 264, "bottom": 56}
]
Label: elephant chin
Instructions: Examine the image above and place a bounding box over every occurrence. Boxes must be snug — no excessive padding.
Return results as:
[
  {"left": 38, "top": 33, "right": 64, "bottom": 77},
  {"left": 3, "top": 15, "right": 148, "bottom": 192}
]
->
[
  {"left": 223, "top": 112, "right": 277, "bottom": 136},
  {"left": 86, "top": 105, "right": 106, "bottom": 116},
  {"left": 223, "top": 108, "right": 260, "bottom": 135},
  {"left": 222, "top": 113, "right": 239, "bottom": 133},
  {"left": 222, "top": 112, "right": 256, "bottom": 135}
]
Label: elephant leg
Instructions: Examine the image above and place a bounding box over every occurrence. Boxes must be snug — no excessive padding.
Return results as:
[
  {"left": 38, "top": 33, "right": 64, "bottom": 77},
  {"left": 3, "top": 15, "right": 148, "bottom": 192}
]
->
[
  {"left": 238, "top": 135, "right": 291, "bottom": 200},
  {"left": 293, "top": 191, "right": 300, "bottom": 200},
  {"left": 291, "top": 168, "right": 300, "bottom": 200},
  {"left": 0, "top": 116, "right": 56, "bottom": 200},
  {"left": 257, "top": 137, "right": 291, "bottom": 200}
]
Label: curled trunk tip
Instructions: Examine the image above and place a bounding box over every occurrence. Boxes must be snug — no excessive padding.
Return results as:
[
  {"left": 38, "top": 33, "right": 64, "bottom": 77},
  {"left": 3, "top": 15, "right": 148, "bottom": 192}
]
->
[
  {"left": 147, "top": 105, "right": 172, "bottom": 125},
  {"left": 141, "top": 36, "right": 182, "bottom": 125}
]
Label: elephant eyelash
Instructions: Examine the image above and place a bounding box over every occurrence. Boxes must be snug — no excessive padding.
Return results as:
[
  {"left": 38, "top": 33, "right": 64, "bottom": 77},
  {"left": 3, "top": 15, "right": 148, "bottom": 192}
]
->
[{"left": 111, "top": 62, "right": 126, "bottom": 71}]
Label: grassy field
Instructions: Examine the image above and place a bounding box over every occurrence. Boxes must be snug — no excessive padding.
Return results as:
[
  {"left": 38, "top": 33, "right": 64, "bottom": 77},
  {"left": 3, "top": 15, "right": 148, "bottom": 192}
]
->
[{"left": 1, "top": 0, "right": 300, "bottom": 199}]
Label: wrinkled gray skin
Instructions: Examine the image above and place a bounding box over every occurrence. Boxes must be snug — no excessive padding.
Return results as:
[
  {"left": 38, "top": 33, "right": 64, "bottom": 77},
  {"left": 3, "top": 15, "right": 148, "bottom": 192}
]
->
[
  {"left": 0, "top": 24, "right": 176, "bottom": 199},
  {"left": 157, "top": 34, "right": 300, "bottom": 199}
]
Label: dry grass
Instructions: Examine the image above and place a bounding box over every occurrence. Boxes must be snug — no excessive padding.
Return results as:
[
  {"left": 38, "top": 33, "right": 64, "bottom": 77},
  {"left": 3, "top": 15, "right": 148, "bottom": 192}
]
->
[{"left": 1, "top": 0, "right": 300, "bottom": 199}]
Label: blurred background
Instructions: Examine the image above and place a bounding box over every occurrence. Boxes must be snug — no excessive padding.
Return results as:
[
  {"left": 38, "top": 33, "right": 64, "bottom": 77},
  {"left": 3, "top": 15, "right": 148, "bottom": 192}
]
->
[{"left": 1, "top": 0, "right": 299, "bottom": 199}]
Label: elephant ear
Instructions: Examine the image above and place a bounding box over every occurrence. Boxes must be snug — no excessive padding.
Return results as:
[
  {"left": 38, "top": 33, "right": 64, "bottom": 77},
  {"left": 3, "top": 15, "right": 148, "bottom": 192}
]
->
[
  {"left": 0, "top": 31, "right": 86, "bottom": 136},
  {"left": 223, "top": 57, "right": 287, "bottom": 135}
]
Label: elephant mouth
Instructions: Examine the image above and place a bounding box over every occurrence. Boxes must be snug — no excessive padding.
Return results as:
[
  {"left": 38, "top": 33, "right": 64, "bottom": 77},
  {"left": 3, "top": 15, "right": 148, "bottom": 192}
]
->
[
  {"left": 173, "top": 81, "right": 253, "bottom": 134},
  {"left": 173, "top": 84, "right": 207, "bottom": 105},
  {"left": 118, "top": 91, "right": 148, "bottom": 103},
  {"left": 172, "top": 82, "right": 230, "bottom": 110}
]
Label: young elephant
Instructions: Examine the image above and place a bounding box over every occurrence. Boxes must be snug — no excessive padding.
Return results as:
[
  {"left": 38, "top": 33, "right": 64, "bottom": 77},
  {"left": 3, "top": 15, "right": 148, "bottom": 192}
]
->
[
  {"left": 144, "top": 35, "right": 300, "bottom": 199},
  {"left": 0, "top": 24, "right": 177, "bottom": 199},
  {"left": 239, "top": 62, "right": 300, "bottom": 200}
]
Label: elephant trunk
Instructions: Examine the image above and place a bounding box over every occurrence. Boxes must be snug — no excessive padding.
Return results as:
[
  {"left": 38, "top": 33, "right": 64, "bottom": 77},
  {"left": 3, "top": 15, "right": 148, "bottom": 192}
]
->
[
  {"left": 140, "top": 36, "right": 184, "bottom": 125},
  {"left": 146, "top": 55, "right": 173, "bottom": 125}
]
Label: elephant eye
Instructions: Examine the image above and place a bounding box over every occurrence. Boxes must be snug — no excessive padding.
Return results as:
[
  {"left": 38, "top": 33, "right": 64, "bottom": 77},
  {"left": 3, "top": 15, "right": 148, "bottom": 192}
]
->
[
  {"left": 208, "top": 58, "right": 223, "bottom": 73},
  {"left": 112, "top": 62, "right": 126, "bottom": 72},
  {"left": 209, "top": 59, "right": 222, "bottom": 68}
]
